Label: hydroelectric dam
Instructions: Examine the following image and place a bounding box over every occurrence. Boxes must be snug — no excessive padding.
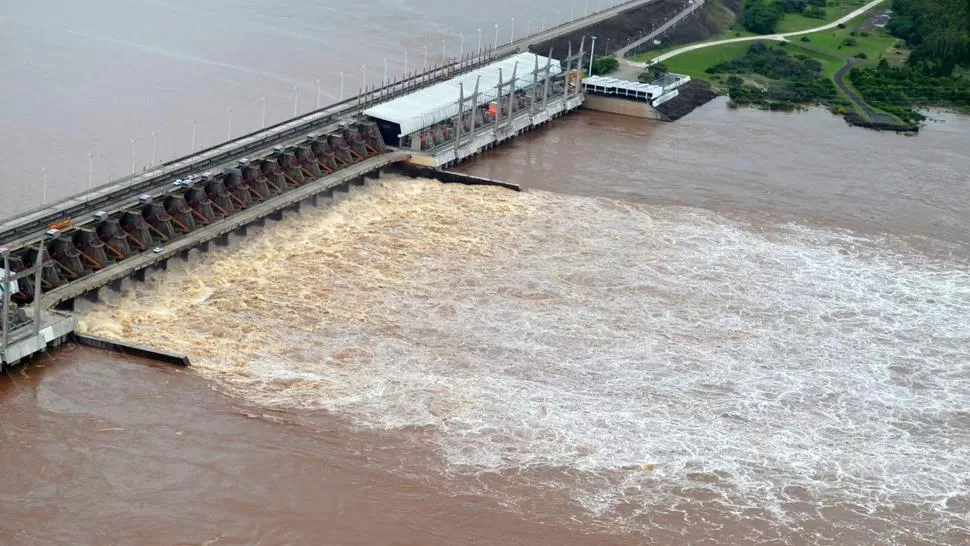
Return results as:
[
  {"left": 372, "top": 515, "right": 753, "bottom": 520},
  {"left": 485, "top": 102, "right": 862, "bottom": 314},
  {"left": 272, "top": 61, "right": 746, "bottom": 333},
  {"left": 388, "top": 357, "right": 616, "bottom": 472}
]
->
[
  {"left": 0, "top": 0, "right": 706, "bottom": 367},
  {"left": 0, "top": 5, "right": 620, "bottom": 367}
]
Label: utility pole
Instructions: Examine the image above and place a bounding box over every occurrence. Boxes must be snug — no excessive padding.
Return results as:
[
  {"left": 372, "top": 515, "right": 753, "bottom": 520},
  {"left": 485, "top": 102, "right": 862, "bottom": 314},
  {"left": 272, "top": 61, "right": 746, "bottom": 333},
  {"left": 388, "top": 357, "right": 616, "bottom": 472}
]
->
[{"left": 589, "top": 35, "right": 598, "bottom": 75}]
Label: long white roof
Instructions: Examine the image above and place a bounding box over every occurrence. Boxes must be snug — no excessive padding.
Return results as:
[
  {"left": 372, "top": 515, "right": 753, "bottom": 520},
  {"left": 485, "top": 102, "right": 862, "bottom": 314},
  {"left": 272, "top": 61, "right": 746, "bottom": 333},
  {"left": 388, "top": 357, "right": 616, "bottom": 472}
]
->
[{"left": 364, "top": 52, "right": 562, "bottom": 136}]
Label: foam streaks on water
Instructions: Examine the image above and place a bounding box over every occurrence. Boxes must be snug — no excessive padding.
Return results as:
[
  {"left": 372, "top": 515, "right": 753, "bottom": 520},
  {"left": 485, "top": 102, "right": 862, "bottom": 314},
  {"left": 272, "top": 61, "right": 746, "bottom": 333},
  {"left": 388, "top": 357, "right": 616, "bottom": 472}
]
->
[{"left": 78, "top": 177, "right": 970, "bottom": 544}]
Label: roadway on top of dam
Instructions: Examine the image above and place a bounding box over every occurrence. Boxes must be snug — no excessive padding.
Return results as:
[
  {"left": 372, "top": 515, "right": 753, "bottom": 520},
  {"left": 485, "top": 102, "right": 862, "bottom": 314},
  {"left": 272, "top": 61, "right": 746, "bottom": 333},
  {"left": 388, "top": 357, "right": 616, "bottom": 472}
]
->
[{"left": 0, "top": 0, "right": 661, "bottom": 250}]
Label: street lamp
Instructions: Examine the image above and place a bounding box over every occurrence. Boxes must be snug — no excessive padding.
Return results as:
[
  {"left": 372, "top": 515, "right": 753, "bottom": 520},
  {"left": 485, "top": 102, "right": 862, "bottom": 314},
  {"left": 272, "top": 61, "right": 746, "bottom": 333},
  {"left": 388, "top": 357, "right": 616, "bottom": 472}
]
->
[
  {"left": 316, "top": 79, "right": 322, "bottom": 108},
  {"left": 510, "top": 17, "right": 515, "bottom": 44},
  {"left": 339, "top": 72, "right": 345, "bottom": 100},
  {"left": 226, "top": 107, "right": 232, "bottom": 140},
  {"left": 589, "top": 35, "right": 598, "bottom": 75},
  {"left": 292, "top": 85, "right": 299, "bottom": 116},
  {"left": 130, "top": 139, "right": 136, "bottom": 175},
  {"left": 494, "top": 24, "right": 499, "bottom": 48},
  {"left": 362, "top": 64, "right": 367, "bottom": 90},
  {"left": 41, "top": 167, "right": 48, "bottom": 205},
  {"left": 477, "top": 28, "right": 482, "bottom": 52},
  {"left": 261, "top": 97, "right": 267, "bottom": 128},
  {"left": 460, "top": 34, "right": 464, "bottom": 59},
  {"left": 441, "top": 38, "right": 446, "bottom": 63},
  {"left": 191, "top": 120, "right": 196, "bottom": 149},
  {"left": 87, "top": 152, "right": 94, "bottom": 189},
  {"left": 383, "top": 57, "right": 388, "bottom": 84},
  {"left": 423, "top": 45, "right": 428, "bottom": 69},
  {"left": 151, "top": 131, "right": 157, "bottom": 166}
]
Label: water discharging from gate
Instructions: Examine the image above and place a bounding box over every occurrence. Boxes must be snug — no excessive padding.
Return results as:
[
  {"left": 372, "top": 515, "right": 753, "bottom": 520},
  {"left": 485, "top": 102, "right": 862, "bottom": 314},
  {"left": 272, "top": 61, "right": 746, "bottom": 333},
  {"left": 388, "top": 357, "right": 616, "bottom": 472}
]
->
[{"left": 76, "top": 176, "right": 970, "bottom": 543}]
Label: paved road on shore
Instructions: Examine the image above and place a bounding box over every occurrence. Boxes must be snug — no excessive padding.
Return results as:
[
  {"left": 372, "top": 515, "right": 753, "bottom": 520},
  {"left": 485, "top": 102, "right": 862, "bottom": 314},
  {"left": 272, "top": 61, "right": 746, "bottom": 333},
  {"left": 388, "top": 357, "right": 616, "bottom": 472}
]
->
[{"left": 621, "top": 0, "right": 887, "bottom": 68}]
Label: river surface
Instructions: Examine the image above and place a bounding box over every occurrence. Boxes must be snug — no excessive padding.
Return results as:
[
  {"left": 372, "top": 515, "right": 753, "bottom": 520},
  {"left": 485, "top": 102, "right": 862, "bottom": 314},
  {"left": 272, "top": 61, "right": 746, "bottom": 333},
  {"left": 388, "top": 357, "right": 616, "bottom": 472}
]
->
[{"left": 2, "top": 2, "right": 970, "bottom": 545}]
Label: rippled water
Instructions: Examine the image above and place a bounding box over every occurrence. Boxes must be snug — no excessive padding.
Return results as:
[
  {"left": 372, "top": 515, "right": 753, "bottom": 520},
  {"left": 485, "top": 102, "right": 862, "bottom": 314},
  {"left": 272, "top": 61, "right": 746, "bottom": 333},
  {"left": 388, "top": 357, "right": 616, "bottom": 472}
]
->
[{"left": 77, "top": 177, "right": 970, "bottom": 543}]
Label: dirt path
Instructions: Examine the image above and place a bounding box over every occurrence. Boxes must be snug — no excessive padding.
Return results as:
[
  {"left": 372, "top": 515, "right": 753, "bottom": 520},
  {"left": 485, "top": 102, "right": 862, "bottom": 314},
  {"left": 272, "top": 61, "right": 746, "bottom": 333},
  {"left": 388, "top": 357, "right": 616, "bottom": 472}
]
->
[{"left": 833, "top": 58, "right": 900, "bottom": 124}]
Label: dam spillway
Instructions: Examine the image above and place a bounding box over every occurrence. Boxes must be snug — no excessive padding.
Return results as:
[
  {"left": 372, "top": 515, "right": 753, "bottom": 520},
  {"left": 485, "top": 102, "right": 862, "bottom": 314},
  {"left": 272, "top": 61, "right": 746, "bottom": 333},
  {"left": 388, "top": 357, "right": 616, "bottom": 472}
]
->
[{"left": 0, "top": 44, "right": 588, "bottom": 368}]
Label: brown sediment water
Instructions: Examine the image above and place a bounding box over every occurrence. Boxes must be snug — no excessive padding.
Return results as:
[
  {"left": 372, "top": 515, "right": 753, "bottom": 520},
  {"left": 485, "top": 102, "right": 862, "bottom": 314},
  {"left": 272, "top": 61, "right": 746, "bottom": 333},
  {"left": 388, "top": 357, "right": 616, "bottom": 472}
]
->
[
  {"left": 55, "top": 159, "right": 970, "bottom": 544},
  {"left": 3, "top": 3, "right": 970, "bottom": 537}
]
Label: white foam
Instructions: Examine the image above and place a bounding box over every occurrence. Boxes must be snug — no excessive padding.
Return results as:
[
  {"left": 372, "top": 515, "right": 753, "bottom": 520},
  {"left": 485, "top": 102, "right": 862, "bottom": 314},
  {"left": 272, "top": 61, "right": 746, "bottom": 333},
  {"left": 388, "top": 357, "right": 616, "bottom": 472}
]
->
[{"left": 78, "top": 178, "right": 970, "bottom": 539}]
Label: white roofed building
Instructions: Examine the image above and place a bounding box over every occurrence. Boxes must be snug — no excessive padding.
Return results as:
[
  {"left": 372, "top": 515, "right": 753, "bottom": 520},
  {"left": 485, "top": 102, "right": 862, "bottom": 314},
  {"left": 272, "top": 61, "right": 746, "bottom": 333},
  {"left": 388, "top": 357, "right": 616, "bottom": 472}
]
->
[{"left": 364, "top": 52, "right": 562, "bottom": 147}]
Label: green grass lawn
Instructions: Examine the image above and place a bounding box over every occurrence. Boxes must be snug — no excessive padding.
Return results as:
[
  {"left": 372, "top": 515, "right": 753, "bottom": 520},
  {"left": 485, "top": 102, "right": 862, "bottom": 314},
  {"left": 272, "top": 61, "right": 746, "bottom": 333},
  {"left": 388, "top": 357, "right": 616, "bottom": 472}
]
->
[
  {"left": 659, "top": 41, "right": 776, "bottom": 78},
  {"left": 795, "top": 20, "right": 897, "bottom": 62},
  {"left": 775, "top": 0, "right": 872, "bottom": 33}
]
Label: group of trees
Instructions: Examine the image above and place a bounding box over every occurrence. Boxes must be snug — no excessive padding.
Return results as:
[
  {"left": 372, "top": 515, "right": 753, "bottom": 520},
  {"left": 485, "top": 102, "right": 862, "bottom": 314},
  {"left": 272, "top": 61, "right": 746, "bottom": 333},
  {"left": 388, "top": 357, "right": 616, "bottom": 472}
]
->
[
  {"left": 709, "top": 43, "right": 838, "bottom": 107},
  {"left": 886, "top": 0, "right": 969, "bottom": 76},
  {"left": 708, "top": 42, "right": 824, "bottom": 79},
  {"left": 850, "top": 61, "right": 970, "bottom": 119},
  {"left": 589, "top": 57, "right": 620, "bottom": 75},
  {"left": 741, "top": 0, "right": 828, "bottom": 34}
]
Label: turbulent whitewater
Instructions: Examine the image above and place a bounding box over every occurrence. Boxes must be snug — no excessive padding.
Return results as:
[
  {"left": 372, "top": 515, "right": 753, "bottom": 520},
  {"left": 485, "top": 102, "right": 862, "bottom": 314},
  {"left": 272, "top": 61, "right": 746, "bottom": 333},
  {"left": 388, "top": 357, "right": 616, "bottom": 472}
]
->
[{"left": 77, "top": 177, "right": 970, "bottom": 541}]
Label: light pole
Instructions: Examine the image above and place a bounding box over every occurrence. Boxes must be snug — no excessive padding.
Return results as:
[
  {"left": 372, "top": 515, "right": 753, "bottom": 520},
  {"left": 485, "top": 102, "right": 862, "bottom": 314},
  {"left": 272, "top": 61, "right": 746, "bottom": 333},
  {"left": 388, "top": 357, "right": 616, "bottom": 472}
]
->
[
  {"left": 571, "top": 1, "right": 575, "bottom": 20},
  {"left": 556, "top": 10, "right": 560, "bottom": 25},
  {"left": 41, "top": 168, "right": 47, "bottom": 205},
  {"left": 316, "top": 79, "right": 321, "bottom": 108},
  {"left": 585, "top": 0, "right": 590, "bottom": 16},
  {"left": 510, "top": 17, "right": 515, "bottom": 44},
  {"left": 477, "top": 28, "right": 482, "bottom": 52},
  {"left": 339, "top": 72, "right": 345, "bottom": 100},
  {"left": 527, "top": 21, "right": 531, "bottom": 36},
  {"left": 589, "top": 35, "right": 598, "bottom": 75},
  {"left": 292, "top": 85, "right": 299, "bottom": 116},
  {"left": 362, "top": 64, "right": 367, "bottom": 90},
  {"left": 130, "top": 139, "right": 136, "bottom": 175},
  {"left": 87, "top": 152, "right": 94, "bottom": 189},
  {"left": 459, "top": 34, "right": 464, "bottom": 59},
  {"left": 191, "top": 120, "right": 196, "bottom": 150},
  {"left": 440, "top": 38, "right": 446, "bottom": 63},
  {"left": 226, "top": 107, "right": 232, "bottom": 140},
  {"left": 494, "top": 24, "right": 499, "bottom": 48},
  {"left": 423, "top": 45, "right": 428, "bottom": 69},
  {"left": 382, "top": 57, "right": 388, "bottom": 84},
  {"left": 404, "top": 51, "right": 408, "bottom": 73},
  {"left": 261, "top": 97, "right": 267, "bottom": 128},
  {"left": 540, "top": 15, "right": 545, "bottom": 31},
  {"left": 151, "top": 131, "right": 157, "bottom": 166}
]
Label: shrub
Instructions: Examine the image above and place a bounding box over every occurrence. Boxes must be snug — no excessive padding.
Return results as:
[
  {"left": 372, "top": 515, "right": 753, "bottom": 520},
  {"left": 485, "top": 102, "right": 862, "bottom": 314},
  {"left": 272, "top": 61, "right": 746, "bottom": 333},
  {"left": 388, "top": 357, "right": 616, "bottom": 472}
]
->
[
  {"left": 800, "top": 35, "right": 811, "bottom": 42},
  {"left": 842, "top": 37, "right": 858, "bottom": 46},
  {"left": 727, "top": 75, "right": 744, "bottom": 86},
  {"left": 803, "top": 6, "right": 826, "bottom": 18},
  {"left": 860, "top": 31, "right": 870, "bottom": 37},
  {"left": 855, "top": 52, "right": 868, "bottom": 59},
  {"left": 590, "top": 57, "right": 619, "bottom": 75},
  {"left": 837, "top": 23, "right": 846, "bottom": 29}
]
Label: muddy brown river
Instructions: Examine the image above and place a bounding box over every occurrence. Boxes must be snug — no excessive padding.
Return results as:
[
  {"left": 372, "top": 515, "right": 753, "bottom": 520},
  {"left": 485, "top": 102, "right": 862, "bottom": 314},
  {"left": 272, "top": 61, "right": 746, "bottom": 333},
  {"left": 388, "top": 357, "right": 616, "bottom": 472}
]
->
[{"left": 2, "top": 2, "right": 970, "bottom": 544}]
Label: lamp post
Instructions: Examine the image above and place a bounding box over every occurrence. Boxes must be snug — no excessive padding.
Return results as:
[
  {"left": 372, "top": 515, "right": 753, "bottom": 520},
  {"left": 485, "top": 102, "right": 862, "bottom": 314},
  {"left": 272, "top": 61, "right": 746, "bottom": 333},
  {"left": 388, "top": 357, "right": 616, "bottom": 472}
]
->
[
  {"left": 226, "top": 107, "right": 232, "bottom": 140},
  {"left": 191, "top": 120, "right": 196, "bottom": 150},
  {"left": 459, "top": 34, "right": 464, "bottom": 59},
  {"left": 404, "top": 51, "right": 408, "bottom": 73},
  {"left": 441, "top": 38, "right": 446, "bottom": 63},
  {"left": 151, "top": 131, "right": 157, "bottom": 166},
  {"left": 477, "top": 28, "right": 482, "bottom": 52},
  {"left": 292, "top": 85, "right": 299, "bottom": 116},
  {"left": 41, "top": 168, "right": 48, "bottom": 204},
  {"left": 494, "top": 24, "right": 499, "bottom": 48},
  {"left": 339, "top": 72, "right": 345, "bottom": 100},
  {"left": 261, "top": 97, "right": 267, "bottom": 128},
  {"left": 423, "top": 45, "right": 427, "bottom": 69},
  {"left": 510, "top": 17, "right": 515, "bottom": 44},
  {"left": 87, "top": 152, "right": 94, "bottom": 189},
  {"left": 316, "top": 79, "right": 321, "bottom": 108},
  {"left": 589, "top": 35, "right": 598, "bottom": 75},
  {"left": 362, "top": 64, "right": 367, "bottom": 89},
  {"left": 130, "top": 139, "right": 136, "bottom": 176}
]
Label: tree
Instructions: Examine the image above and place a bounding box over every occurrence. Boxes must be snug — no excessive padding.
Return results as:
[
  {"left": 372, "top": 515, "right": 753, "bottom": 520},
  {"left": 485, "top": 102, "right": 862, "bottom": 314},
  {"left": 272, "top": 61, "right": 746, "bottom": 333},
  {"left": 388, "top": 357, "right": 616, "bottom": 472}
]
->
[{"left": 742, "top": 1, "right": 783, "bottom": 34}]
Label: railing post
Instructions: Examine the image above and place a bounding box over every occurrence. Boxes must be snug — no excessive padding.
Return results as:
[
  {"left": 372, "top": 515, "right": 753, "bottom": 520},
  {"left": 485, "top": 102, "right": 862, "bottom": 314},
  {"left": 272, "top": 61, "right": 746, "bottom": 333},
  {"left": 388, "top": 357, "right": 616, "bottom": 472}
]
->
[
  {"left": 1, "top": 248, "right": 11, "bottom": 362},
  {"left": 33, "top": 241, "right": 43, "bottom": 336}
]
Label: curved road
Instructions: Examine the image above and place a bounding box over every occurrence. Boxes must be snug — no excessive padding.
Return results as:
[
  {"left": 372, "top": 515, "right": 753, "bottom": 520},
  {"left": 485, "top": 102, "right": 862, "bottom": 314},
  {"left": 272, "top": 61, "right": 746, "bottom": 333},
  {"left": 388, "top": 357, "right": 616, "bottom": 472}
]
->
[{"left": 622, "top": 0, "right": 887, "bottom": 67}]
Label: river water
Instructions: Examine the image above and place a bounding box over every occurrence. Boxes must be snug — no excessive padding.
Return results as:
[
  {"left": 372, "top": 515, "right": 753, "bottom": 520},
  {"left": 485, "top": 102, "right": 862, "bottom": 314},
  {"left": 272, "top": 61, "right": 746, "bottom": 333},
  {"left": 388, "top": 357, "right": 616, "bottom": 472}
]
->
[{"left": 2, "top": 2, "right": 970, "bottom": 545}]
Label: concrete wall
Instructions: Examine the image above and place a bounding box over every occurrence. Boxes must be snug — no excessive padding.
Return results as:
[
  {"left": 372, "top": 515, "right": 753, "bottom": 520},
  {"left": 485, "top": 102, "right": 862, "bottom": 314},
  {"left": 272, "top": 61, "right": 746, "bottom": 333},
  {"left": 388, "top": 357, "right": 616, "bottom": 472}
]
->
[{"left": 581, "top": 95, "right": 667, "bottom": 120}]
